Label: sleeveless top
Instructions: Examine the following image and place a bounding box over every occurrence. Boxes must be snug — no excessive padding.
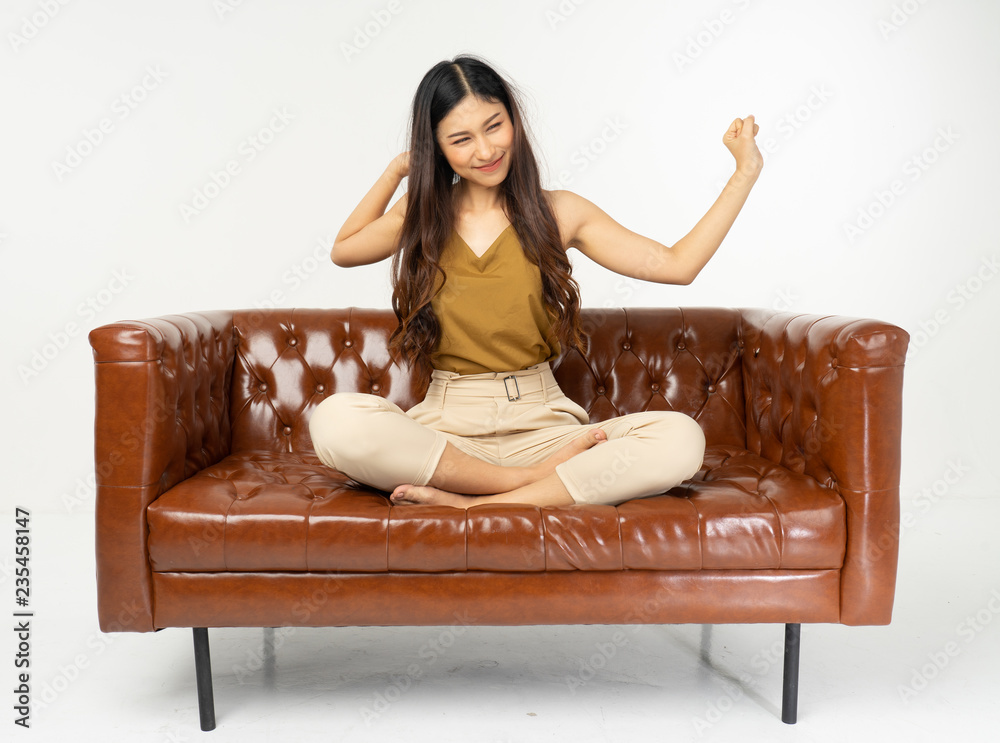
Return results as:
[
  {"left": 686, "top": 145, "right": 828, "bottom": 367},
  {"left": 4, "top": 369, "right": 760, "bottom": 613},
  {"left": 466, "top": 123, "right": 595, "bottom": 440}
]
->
[{"left": 429, "top": 224, "right": 560, "bottom": 375}]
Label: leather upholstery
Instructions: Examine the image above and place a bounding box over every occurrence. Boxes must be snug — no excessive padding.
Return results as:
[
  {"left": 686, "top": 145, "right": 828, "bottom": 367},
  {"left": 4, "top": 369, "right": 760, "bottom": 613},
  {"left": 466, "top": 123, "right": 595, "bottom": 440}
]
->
[
  {"left": 151, "top": 570, "right": 843, "bottom": 628},
  {"left": 145, "top": 447, "right": 845, "bottom": 573},
  {"left": 89, "top": 307, "right": 908, "bottom": 633}
]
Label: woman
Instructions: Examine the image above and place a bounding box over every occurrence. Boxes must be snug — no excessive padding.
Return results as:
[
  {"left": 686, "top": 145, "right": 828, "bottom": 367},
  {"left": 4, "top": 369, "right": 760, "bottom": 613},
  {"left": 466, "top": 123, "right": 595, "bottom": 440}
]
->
[{"left": 308, "top": 55, "right": 762, "bottom": 509}]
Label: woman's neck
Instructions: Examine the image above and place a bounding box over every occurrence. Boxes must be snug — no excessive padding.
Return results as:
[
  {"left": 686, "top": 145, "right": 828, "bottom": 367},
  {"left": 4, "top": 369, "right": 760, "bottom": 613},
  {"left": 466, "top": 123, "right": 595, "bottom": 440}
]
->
[{"left": 454, "top": 178, "right": 504, "bottom": 216}]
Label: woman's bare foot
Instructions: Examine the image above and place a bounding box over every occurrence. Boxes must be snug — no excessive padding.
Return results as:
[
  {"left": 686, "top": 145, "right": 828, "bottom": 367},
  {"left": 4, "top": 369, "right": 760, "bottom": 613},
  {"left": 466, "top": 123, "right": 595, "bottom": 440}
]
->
[
  {"left": 528, "top": 428, "right": 606, "bottom": 480},
  {"left": 390, "top": 469, "right": 575, "bottom": 509},
  {"left": 390, "top": 484, "right": 475, "bottom": 508}
]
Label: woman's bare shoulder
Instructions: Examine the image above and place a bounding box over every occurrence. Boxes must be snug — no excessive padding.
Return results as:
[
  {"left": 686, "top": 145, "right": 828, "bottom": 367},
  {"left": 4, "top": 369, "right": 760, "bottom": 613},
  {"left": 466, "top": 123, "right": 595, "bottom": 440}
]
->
[
  {"left": 543, "top": 189, "right": 598, "bottom": 247},
  {"left": 545, "top": 188, "right": 599, "bottom": 215}
]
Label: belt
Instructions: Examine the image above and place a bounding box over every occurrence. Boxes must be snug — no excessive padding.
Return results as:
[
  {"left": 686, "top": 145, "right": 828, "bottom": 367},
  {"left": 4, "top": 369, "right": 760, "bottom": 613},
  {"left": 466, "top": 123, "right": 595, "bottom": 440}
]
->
[{"left": 429, "top": 363, "right": 556, "bottom": 402}]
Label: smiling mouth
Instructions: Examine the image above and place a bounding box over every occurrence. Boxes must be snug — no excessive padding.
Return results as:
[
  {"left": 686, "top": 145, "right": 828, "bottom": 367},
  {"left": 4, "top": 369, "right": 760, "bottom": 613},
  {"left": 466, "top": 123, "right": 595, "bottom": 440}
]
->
[{"left": 475, "top": 154, "right": 504, "bottom": 170}]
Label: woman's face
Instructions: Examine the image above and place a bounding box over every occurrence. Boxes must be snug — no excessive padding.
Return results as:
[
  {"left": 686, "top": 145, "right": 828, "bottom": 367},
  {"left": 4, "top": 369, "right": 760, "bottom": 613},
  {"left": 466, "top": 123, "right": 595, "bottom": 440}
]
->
[{"left": 435, "top": 95, "right": 514, "bottom": 188}]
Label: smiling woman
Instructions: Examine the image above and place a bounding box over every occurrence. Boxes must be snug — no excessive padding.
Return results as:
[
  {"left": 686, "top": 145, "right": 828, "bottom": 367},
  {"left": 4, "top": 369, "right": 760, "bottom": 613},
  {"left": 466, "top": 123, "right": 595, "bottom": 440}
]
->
[{"left": 312, "top": 54, "right": 762, "bottom": 509}]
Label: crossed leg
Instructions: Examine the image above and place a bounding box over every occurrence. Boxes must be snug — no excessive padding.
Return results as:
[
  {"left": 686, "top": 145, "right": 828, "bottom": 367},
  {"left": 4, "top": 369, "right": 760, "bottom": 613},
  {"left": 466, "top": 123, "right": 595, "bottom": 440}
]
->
[
  {"left": 389, "top": 429, "right": 607, "bottom": 508},
  {"left": 391, "top": 410, "right": 705, "bottom": 509},
  {"left": 309, "top": 392, "right": 702, "bottom": 510}
]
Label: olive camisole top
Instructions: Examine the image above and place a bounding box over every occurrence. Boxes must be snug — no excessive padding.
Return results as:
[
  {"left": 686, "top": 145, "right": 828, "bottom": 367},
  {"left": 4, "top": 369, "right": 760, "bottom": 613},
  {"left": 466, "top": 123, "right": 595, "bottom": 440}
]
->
[{"left": 429, "top": 224, "right": 560, "bottom": 375}]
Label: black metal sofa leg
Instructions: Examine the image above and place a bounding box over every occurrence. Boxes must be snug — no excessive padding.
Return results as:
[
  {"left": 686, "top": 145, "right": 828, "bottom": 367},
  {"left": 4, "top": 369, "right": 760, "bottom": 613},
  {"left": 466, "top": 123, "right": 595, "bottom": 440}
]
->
[
  {"left": 781, "top": 623, "right": 801, "bottom": 724},
  {"left": 190, "top": 623, "right": 794, "bottom": 728},
  {"left": 192, "top": 628, "right": 217, "bottom": 731}
]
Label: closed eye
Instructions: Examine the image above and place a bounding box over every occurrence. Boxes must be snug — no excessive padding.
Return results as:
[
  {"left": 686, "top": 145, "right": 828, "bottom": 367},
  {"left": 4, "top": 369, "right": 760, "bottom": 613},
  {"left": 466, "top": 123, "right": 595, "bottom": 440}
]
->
[{"left": 451, "top": 121, "right": 504, "bottom": 145}]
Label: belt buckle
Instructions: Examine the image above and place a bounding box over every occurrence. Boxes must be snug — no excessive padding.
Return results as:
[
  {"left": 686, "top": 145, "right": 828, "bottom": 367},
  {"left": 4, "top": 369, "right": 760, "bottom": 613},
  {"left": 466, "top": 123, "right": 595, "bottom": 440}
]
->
[{"left": 503, "top": 375, "right": 520, "bottom": 402}]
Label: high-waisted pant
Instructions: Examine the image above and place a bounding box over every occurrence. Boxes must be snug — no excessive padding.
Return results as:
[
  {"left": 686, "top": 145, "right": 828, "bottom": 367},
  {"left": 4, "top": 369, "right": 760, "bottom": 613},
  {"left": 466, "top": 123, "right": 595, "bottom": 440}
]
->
[{"left": 307, "top": 362, "right": 705, "bottom": 506}]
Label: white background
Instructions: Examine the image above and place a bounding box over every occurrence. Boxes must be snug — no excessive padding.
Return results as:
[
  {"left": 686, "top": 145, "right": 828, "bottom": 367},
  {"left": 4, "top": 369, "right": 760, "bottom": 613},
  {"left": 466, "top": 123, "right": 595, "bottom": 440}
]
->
[{"left": 1, "top": 1, "right": 998, "bottom": 740}]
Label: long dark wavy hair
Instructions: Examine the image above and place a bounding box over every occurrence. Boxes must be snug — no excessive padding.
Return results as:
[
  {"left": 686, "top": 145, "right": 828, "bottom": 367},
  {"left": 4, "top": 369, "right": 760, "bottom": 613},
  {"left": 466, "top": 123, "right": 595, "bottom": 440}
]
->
[{"left": 389, "top": 55, "right": 585, "bottom": 372}]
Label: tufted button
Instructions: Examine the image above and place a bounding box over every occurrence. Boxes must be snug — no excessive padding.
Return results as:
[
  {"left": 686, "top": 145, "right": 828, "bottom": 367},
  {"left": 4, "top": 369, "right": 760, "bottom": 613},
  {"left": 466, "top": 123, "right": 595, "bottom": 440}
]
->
[
  {"left": 258, "top": 382, "right": 267, "bottom": 392},
  {"left": 316, "top": 384, "right": 325, "bottom": 393},
  {"left": 288, "top": 338, "right": 297, "bottom": 346},
  {"left": 371, "top": 383, "right": 381, "bottom": 393},
  {"left": 344, "top": 339, "right": 353, "bottom": 348},
  {"left": 651, "top": 383, "right": 660, "bottom": 392},
  {"left": 622, "top": 342, "right": 631, "bottom": 351},
  {"left": 596, "top": 386, "right": 606, "bottom": 395},
  {"left": 282, "top": 426, "right": 292, "bottom": 435},
  {"left": 708, "top": 383, "right": 717, "bottom": 393},
  {"left": 831, "top": 358, "right": 838, "bottom": 368},
  {"left": 676, "top": 341, "right": 686, "bottom": 350}
]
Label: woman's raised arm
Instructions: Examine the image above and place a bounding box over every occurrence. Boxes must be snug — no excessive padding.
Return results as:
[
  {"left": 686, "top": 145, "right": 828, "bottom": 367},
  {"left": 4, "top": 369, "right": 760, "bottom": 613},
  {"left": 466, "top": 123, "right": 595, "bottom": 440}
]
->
[
  {"left": 330, "top": 152, "right": 410, "bottom": 268},
  {"left": 554, "top": 116, "right": 763, "bottom": 285}
]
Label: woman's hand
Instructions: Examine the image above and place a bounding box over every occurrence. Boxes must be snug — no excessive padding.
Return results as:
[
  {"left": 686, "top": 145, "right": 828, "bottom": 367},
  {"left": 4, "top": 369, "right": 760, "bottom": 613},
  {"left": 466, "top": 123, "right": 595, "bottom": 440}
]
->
[
  {"left": 389, "top": 151, "right": 410, "bottom": 180},
  {"left": 723, "top": 115, "right": 763, "bottom": 177}
]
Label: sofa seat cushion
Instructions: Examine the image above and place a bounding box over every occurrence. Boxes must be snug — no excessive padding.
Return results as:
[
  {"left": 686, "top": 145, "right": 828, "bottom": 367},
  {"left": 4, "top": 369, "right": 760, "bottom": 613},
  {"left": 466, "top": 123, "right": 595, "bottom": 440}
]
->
[{"left": 146, "top": 447, "right": 846, "bottom": 573}]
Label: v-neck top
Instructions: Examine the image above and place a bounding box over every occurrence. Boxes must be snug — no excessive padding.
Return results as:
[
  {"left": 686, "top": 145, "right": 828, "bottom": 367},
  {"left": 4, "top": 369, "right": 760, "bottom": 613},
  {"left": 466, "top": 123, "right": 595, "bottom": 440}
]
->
[{"left": 429, "top": 224, "right": 560, "bottom": 375}]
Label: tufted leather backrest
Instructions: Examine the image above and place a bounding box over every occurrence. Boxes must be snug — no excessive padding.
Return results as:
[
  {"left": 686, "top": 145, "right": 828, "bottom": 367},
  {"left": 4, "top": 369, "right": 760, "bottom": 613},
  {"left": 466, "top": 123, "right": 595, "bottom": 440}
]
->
[
  {"left": 553, "top": 307, "right": 746, "bottom": 447},
  {"left": 231, "top": 308, "right": 422, "bottom": 453},
  {"left": 229, "top": 307, "right": 747, "bottom": 454},
  {"left": 740, "top": 309, "right": 909, "bottom": 494}
]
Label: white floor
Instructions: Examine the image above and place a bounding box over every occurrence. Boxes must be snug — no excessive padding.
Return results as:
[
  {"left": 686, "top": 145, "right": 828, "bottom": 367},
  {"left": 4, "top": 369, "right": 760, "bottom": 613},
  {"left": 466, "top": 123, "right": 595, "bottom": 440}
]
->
[{"left": 8, "top": 497, "right": 998, "bottom": 742}]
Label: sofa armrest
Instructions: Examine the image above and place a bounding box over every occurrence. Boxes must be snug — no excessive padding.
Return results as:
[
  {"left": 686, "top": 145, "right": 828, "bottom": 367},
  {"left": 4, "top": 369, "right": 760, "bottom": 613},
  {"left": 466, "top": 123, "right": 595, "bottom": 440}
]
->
[
  {"left": 739, "top": 309, "right": 910, "bottom": 625},
  {"left": 88, "top": 311, "right": 236, "bottom": 631}
]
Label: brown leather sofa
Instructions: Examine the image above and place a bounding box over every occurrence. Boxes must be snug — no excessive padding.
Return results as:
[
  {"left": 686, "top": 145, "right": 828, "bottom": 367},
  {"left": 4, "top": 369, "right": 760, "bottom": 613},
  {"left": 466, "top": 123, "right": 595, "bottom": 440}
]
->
[{"left": 89, "top": 307, "right": 908, "bottom": 731}]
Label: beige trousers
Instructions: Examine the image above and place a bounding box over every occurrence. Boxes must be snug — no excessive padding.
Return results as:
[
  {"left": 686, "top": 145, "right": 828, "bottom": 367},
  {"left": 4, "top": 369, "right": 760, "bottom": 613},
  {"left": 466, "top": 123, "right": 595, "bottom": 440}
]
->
[{"left": 308, "top": 362, "right": 705, "bottom": 505}]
